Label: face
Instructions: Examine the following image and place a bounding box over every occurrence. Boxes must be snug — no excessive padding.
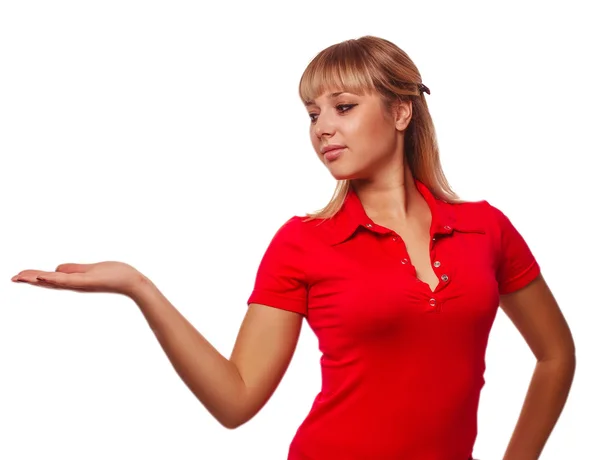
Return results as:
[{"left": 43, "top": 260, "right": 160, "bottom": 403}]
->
[{"left": 306, "top": 90, "right": 412, "bottom": 181}]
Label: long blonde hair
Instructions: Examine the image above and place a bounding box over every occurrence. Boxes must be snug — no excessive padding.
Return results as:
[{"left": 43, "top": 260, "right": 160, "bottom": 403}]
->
[{"left": 299, "top": 36, "right": 463, "bottom": 220}]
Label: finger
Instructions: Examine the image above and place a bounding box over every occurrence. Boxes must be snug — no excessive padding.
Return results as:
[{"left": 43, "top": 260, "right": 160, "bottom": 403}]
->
[
  {"left": 37, "top": 272, "right": 91, "bottom": 289},
  {"left": 37, "top": 279, "right": 91, "bottom": 292},
  {"left": 11, "top": 275, "right": 60, "bottom": 289},
  {"left": 34, "top": 279, "right": 62, "bottom": 290},
  {"left": 55, "top": 263, "right": 93, "bottom": 274},
  {"left": 12, "top": 270, "right": 39, "bottom": 279},
  {"left": 12, "top": 270, "right": 47, "bottom": 281},
  {"left": 33, "top": 277, "right": 90, "bottom": 292}
]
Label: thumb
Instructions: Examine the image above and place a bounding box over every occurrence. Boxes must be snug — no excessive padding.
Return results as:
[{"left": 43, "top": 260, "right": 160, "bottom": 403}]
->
[{"left": 55, "top": 263, "right": 93, "bottom": 274}]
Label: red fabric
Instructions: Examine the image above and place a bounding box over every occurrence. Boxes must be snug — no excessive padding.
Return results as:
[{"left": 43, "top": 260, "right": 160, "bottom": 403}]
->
[{"left": 247, "top": 179, "right": 540, "bottom": 460}]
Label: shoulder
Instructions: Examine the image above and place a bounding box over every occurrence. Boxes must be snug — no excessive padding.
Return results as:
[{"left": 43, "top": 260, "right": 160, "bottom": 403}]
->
[
  {"left": 451, "top": 198, "right": 528, "bottom": 245},
  {"left": 273, "top": 215, "right": 318, "bottom": 235},
  {"left": 268, "top": 214, "right": 326, "bottom": 245},
  {"left": 443, "top": 198, "right": 501, "bottom": 233},
  {"left": 476, "top": 200, "right": 515, "bottom": 232}
]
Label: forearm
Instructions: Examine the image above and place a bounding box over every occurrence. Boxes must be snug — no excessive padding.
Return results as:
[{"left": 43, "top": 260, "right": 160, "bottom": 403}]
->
[
  {"left": 129, "top": 276, "right": 246, "bottom": 429},
  {"left": 503, "top": 355, "right": 576, "bottom": 460}
]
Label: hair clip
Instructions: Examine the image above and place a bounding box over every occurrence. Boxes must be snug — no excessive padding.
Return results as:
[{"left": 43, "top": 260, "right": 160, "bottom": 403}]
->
[{"left": 417, "top": 83, "right": 430, "bottom": 95}]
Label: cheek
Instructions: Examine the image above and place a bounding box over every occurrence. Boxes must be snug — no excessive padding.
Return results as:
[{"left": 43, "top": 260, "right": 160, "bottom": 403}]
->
[
  {"left": 310, "top": 129, "right": 318, "bottom": 147},
  {"left": 308, "top": 134, "right": 322, "bottom": 163},
  {"left": 365, "top": 115, "right": 394, "bottom": 141},
  {"left": 350, "top": 117, "right": 395, "bottom": 156}
]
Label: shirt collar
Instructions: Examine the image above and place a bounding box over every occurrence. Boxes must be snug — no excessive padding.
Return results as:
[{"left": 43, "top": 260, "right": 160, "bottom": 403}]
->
[{"left": 321, "top": 179, "right": 485, "bottom": 246}]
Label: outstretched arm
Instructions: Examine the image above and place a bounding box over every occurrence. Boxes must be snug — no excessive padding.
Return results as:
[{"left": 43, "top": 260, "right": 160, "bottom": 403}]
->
[
  {"left": 12, "top": 262, "right": 304, "bottom": 430},
  {"left": 131, "top": 276, "right": 304, "bottom": 429}
]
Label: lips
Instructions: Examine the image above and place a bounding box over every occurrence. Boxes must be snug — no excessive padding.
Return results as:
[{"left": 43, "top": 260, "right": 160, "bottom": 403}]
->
[
  {"left": 321, "top": 145, "right": 346, "bottom": 161},
  {"left": 324, "top": 147, "right": 345, "bottom": 161}
]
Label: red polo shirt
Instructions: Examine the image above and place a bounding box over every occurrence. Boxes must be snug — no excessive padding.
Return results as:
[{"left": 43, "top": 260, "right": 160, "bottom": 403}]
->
[{"left": 247, "top": 179, "right": 540, "bottom": 460}]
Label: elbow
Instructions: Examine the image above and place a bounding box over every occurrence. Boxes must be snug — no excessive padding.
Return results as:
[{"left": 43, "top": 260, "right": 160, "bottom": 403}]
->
[
  {"left": 212, "top": 411, "right": 243, "bottom": 430},
  {"left": 219, "top": 399, "right": 261, "bottom": 429},
  {"left": 219, "top": 411, "right": 252, "bottom": 430},
  {"left": 203, "top": 371, "right": 254, "bottom": 430},
  {"left": 557, "top": 352, "right": 576, "bottom": 375},
  {"left": 215, "top": 395, "right": 253, "bottom": 430},
  {"left": 221, "top": 420, "right": 243, "bottom": 430},
  {"left": 567, "top": 350, "right": 577, "bottom": 372},
  {"left": 537, "top": 349, "right": 576, "bottom": 375},
  {"left": 537, "top": 332, "right": 577, "bottom": 367},
  {"left": 220, "top": 419, "right": 241, "bottom": 430},
  {"left": 219, "top": 409, "right": 245, "bottom": 429}
]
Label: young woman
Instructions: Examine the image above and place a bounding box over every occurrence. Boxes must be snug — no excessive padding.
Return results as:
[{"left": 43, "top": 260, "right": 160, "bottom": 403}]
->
[{"left": 12, "top": 36, "right": 575, "bottom": 460}]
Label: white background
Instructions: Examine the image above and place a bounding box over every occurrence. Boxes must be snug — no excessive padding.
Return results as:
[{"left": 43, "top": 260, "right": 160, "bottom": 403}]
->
[{"left": 1, "top": 1, "right": 597, "bottom": 459}]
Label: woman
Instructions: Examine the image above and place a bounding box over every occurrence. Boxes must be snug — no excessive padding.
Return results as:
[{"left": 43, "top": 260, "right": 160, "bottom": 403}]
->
[{"left": 12, "top": 36, "right": 575, "bottom": 459}]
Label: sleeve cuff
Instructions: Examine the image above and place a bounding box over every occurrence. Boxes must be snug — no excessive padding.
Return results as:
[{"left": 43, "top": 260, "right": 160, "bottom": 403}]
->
[
  {"left": 247, "top": 290, "right": 307, "bottom": 316},
  {"left": 499, "top": 260, "right": 541, "bottom": 295}
]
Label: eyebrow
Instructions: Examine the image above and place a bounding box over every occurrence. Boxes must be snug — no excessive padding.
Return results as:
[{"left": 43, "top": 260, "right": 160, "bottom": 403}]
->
[{"left": 304, "top": 92, "right": 347, "bottom": 107}]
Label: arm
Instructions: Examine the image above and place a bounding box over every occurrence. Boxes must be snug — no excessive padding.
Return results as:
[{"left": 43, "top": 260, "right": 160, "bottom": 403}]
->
[
  {"left": 130, "top": 277, "right": 303, "bottom": 429},
  {"left": 499, "top": 274, "right": 576, "bottom": 460}
]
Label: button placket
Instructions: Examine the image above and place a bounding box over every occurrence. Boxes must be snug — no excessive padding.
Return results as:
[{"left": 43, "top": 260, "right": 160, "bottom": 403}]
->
[
  {"left": 426, "top": 225, "right": 454, "bottom": 312},
  {"left": 387, "top": 233, "right": 410, "bottom": 267},
  {"left": 432, "top": 226, "right": 457, "bottom": 293}
]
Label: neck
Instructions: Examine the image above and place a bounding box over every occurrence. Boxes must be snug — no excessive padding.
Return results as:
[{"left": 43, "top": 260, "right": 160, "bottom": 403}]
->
[{"left": 350, "top": 164, "right": 425, "bottom": 223}]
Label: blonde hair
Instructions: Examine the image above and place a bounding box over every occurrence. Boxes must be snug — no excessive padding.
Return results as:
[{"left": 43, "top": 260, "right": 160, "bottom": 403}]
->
[{"left": 299, "top": 36, "right": 463, "bottom": 220}]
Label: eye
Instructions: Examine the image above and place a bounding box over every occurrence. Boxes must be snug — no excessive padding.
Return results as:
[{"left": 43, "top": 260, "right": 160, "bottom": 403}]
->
[
  {"left": 336, "top": 104, "right": 357, "bottom": 113},
  {"left": 308, "top": 104, "right": 357, "bottom": 124}
]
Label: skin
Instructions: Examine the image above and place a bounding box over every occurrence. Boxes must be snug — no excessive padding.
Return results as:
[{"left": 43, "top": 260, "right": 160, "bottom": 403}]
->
[{"left": 12, "top": 88, "right": 575, "bottom": 458}]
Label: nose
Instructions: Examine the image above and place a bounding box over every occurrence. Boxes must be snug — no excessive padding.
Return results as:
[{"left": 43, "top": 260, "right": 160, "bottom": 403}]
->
[{"left": 314, "top": 111, "right": 335, "bottom": 138}]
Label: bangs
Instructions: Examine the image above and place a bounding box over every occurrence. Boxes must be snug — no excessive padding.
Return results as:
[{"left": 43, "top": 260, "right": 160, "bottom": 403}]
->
[{"left": 299, "top": 41, "right": 378, "bottom": 104}]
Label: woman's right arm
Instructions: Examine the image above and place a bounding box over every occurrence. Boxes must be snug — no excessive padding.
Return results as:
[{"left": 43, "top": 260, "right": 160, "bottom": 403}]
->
[{"left": 130, "top": 276, "right": 303, "bottom": 429}]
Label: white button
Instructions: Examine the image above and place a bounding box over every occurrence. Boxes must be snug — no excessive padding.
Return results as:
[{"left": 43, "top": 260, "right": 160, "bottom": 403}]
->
[
  {"left": 365, "top": 223, "right": 372, "bottom": 228},
  {"left": 401, "top": 258, "right": 409, "bottom": 264},
  {"left": 444, "top": 225, "right": 452, "bottom": 231},
  {"left": 429, "top": 298, "right": 436, "bottom": 307},
  {"left": 433, "top": 261, "right": 441, "bottom": 268},
  {"left": 392, "top": 236, "right": 398, "bottom": 242},
  {"left": 432, "top": 237, "right": 436, "bottom": 241},
  {"left": 441, "top": 274, "right": 449, "bottom": 282}
]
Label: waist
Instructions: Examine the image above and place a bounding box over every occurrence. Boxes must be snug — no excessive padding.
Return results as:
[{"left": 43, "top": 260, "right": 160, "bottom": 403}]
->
[{"left": 288, "top": 396, "right": 479, "bottom": 460}]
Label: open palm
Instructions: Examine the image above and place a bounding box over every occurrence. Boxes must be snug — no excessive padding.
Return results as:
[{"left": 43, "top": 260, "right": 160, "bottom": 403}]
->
[{"left": 11, "top": 261, "right": 144, "bottom": 296}]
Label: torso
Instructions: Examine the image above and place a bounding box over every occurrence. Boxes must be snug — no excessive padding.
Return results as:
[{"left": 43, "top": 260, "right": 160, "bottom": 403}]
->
[
  {"left": 288, "top": 206, "right": 497, "bottom": 458},
  {"left": 248, "top": 181, "right": 529, "bottom": 459}
]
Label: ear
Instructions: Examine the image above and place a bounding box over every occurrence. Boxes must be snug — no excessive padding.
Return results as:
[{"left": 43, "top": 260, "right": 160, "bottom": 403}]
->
[{"left": 392, "top": 99, "right": 413, "bottom": 131}]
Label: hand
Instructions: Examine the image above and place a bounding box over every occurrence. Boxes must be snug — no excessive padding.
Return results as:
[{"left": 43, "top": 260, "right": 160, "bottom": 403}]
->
[{"left": 11, "top": 261, "right": 147, "bottom": 297}]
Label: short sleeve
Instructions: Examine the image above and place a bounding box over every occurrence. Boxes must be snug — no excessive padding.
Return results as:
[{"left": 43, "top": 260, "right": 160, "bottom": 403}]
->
[
  {"left": 488, "top": 203, "right": 541, "bottom": 295},
  {"left": 247, "top": 217, "right": 308, "bottom": 316}
]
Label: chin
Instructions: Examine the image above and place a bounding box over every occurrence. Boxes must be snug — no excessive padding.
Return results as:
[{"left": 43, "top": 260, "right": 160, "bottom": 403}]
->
[
  {"left": 326, "top": 163, "right": 365, "bottom": 181},
  {"left": 329, "top": 170, "right": 361, "bottom": 181}
]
